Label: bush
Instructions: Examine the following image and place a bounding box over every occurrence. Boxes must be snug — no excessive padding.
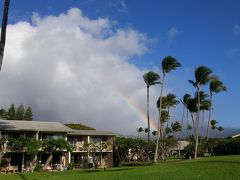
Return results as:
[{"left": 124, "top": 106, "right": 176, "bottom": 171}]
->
[
  {"left": 67, "top": 162, "right": 75, "bottom": 170},
  {"left": 214, "top": 138, "right": 240, "bottom": 155},
  {"left": 34, "top": 163, "right": 43, "bottom": 172}
]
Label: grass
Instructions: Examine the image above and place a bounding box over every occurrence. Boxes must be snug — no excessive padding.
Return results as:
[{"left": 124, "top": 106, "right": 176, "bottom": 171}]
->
[{"left": 1, "top": 155, "right": 240, "bottom": 180}]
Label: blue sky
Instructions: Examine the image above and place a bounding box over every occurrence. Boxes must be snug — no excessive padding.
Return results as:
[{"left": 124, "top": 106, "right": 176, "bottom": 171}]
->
[{"left": 0, "top": 0, "right": 239, "bottom": 133}]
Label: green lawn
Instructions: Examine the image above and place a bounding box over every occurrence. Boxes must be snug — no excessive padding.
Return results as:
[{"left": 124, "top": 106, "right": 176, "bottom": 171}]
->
[{"left": 1, "top": 155, "right": 240, "bottom": 180}]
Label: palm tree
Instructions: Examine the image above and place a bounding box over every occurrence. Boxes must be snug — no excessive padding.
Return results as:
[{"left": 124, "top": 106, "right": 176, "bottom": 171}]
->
[
  {"left": 136, "top": 127, "right": 144, "bottom": 137},
  {"left": 171, "top": 121, "right": 182, "bottom": 139},
  {"left": 206, "top": 78, "right": 227, "bottom": 140},
  {"left": 189, "top": 66, "right": 212, "bottom": 159},
  {"left": 143, "top": 71, "right": 160, "bottom": 143},
  {"left": 0, "top": 0, "right": 10, "bottom": 70},
  {"left": 187, "top": 124, "right": 192, "bottom": 142},
  {"left": 217, "top": 126, "right": 224, "bottom": 138},
  {"left": 154, "top": 56, "right": 181, "bottom": 162},
  {"left": 152, "top": 131, "right": 158, "bottom": 140},
  {"left": 197, "top": 91, "right": 210, "bottom": 137},
  {"left": 210, "top": 120, "right": 218, "bottom": 139}
]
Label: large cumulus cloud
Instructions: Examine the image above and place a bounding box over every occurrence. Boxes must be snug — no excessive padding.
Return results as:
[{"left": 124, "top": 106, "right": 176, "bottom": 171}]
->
[{"left": 0, "top": 8, "right": 160, "bottom": 134}]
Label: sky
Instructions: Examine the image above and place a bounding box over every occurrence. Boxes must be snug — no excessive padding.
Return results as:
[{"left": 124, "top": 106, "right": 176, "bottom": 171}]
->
[{"left": 0, "top": 0, "right": 239, "bottom": 135}]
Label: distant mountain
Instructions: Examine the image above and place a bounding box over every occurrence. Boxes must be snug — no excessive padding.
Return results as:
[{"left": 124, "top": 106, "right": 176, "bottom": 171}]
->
[{"left": 124, "top": 127, "right": 240, "bottom": 139}]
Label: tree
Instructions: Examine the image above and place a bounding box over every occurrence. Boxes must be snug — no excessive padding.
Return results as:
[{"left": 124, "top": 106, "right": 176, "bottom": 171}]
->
[
  {"left": 24, "top": 107, "right": 33, "bottom": 121},
  {"left": 189, "top": 66, "right": 212, "bottom": 159},
  {"left": 0, "top": 108, "right": 7, "bottom": 119},
  {"left": 136, "top": 127, "right": 144, "bottom": 137},
  {"left": 210, "top": 120, "right": 218, "bottom": 139},
  {"left": 143, "top": 71, "right": 160, "bottom": 143},
  {"left": 16, "top": 104, "right": 25, "bottom": 120},
  {"left": 154, "top": 56, "right": 181, "bottom": 162},
  {"left": 217, "top": 126, "right": 224, "bottom": 138},
  {"left": 42, "top": 139, "right": 72, "bottom": 169},
  {"left": 7, "top": 104, "right": 16, "bottom": 120},
  {"left": 171, "top": 121, "right": 182, "bottom": 139},
  {"left": 206, "top": 78, "right": 226, "bottom": 140},
  {"left": 0, "top": 0, "right": 10, "bottom": 70}
]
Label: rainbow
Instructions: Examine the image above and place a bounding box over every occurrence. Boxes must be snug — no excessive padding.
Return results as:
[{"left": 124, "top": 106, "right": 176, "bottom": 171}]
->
[{"left": 108, "top": 84, "right": 158, "bottom": 131}]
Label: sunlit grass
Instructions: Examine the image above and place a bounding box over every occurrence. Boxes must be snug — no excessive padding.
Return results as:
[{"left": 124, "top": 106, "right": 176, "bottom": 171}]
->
[{"left": 1, "top": 155, "right": 240, "bottom": 180}]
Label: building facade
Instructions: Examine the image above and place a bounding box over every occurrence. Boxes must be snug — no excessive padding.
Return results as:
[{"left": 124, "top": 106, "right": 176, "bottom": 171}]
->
[{"left": 0, "top": 119, "right": 115, "bottom": 172}]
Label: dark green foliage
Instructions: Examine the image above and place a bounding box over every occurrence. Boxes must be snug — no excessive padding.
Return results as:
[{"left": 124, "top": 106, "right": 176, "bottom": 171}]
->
[
  {"left": 210, "top": 78, "right": 227, "bottom": 94},
  {"left": 114, "top": 137, "right": 155, "bottom": 166},
  {"left": 0, "top": 108, "right": 7, "bottom": 119},
  {"left": 1, "top": 104, "right": 33, "bottom": 120},
  {"left": 143, "top": 71, "right": 160, "bottom": 87},
  {"left": 65, "top": 123, "right": 95, "bottom": 130},
  {"left": 7, "top": 104, "right": 16, "bottom": 120},
  {"left": 24, "top": 107, "right": 33, "bottom": 120},
  {"left": 67, "top": 162, "right": 75, "bottom": 170},
  {"left": 34, "top": 163, "right": 43, "bottom": 172},
  {"left": 42, "top": 138, "right": 72, "bottom": 154},
  {"left": 162, "top": 56, "right": 182, "bottom": 74},
  {"left": 16, "top": 104, "right": 25, "bottom": 120},
  {"left": 214, "top": 138, "right": 240, "bottom": 155},
  {"left": 25, "top": 138, "right": 42, "bottom": 155}
]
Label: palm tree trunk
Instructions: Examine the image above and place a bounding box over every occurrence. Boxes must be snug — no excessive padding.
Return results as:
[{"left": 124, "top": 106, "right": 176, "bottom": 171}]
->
[
  {"left": 0, "top": 0, "right": 10, "bottom": 70},
  {"left": 179, "top": 105, "right": 185, "bottom": 158},
  {"left": 206, "top": 93, "right": 213, "bottom": 140},
  {"left": 201, "top": 110, "right": 205, "bottom": 138},
  {"left": 154, "top": 75, "right": 165, "bottom": 162},
  {"left": 194, "top": 85, "right": 200, "bottom": 159},
  {"left": 147, "top": 86, "right": 150, "bottom": 143}
]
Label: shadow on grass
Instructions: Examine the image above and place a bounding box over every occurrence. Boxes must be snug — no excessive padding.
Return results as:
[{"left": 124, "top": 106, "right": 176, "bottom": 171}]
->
[
  {"left": 123, "top": 162, "right": 154, "bottom": 167},
  {"left": 17, "top": 173, "right": 29, "bottom": 180},
  {"left": 83, "top": 167, "right": 132, "bottom": 173}
]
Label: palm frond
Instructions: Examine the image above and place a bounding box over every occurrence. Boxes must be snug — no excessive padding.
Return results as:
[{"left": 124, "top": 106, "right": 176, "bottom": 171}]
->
[
  {"left": 162, "top": 56, "right": 181, "bottom": 74},
  {"left": 188, "top": 80, "right": 197, "bottom": 88},
  {"left": 143, "top": 71, "right": 160, "bottom": 87}
]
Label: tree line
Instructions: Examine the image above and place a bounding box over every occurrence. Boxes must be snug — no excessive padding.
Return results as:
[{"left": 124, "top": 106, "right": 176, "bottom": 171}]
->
[
  {"left": 0, "top": 104, "right": 33, "bottom": 121},
  {"left": 141, "top": 56, "right": 226, "bottom": 161}
]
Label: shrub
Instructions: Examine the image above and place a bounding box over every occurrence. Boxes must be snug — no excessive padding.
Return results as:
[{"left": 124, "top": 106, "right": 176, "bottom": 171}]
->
[
  {"left": 67, "top": 162, "right": 75, "bottom": 170},
  {"left": 34, "top": 163, "right": 43, "bottom": 172}
]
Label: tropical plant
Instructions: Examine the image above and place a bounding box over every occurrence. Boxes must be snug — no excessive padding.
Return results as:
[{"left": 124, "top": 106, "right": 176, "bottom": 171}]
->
[
  {"left": 136, "top": 127, "right": 144, "bottom": 137},
  {"left": 171, "top": 121, "right": 182, "bottom": 139},
  {"left": 42, "top": 138, "right": 72, "bottom": 170},
  {"left": 217, "top": 126, "right": 224, "bottom": 138},
  {"left": 188, "top": 66, "right": 212, "bottom": 158},
  {"left": 0, "top": 0, "right": 10, "bottom": 70},
  {"left": 143, "top": 71, "right": 160, "bottom": 143},
  {"left": 206, "top": 78, "right": 227, "bottom": 140},
  {"left": 154, "top": 56, "right": 181, "bottom": 162},
  {"left": 210, "top": 120, "right": 218, "bottom": 139}
]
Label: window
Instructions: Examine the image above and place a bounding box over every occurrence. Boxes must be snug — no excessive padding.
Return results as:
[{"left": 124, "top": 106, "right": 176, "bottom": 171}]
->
[{"left": 90, "top": 137, "right": 102, "bottom": 144}]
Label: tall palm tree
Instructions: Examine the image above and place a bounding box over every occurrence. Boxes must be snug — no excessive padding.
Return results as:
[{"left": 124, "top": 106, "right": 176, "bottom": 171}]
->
[
  {"left": 189, "top": 66, "right": 212, "bottom": 159},
  {"left": 143, "top": 71, "right": 160, "bottom": 143},
  {"left": 200, "top": 98, "right": 211, "bottom": 137},
  {"left": 0, "top": 0, "right": 10, "bottom": 70},
  {"left": 210, "top": 120, "right": 218, "bottom": 139},
  {"left": 154, "top": 56, "right": 181, "bottom": 162},
  {"left": 206, "top": 78, "right": 227, "bottom": 140},
  {"left": 136, "top": 127, "right": 144, "bottom": 137},
  {"left": 217, "top": 126, "right": 224, "bottom": 138},
  {"left": 171, "top": 121, "right": 182, "bottom": 139}
]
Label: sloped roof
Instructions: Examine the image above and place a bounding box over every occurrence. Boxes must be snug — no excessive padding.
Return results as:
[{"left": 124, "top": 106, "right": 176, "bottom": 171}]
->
[
  {"left": 0, "top": 119, "right": 73, "bottom": 132},
  {"left": 231, "top": 133, "right": 240, "bottom": 138},
  {"left": 69, "top": 129, "right": 117, "bottom": 136}
]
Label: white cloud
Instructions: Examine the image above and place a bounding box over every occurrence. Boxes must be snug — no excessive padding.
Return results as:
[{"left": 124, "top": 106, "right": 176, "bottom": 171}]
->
[
  {"left": 166, "top": 27, "right": 182, "bottom": 41},
  {"left": 233, "top": 24, "right": 240, "bottom": 36},
  {"left": 0, "top": 8, "right": 159, "bottom": 134}
]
